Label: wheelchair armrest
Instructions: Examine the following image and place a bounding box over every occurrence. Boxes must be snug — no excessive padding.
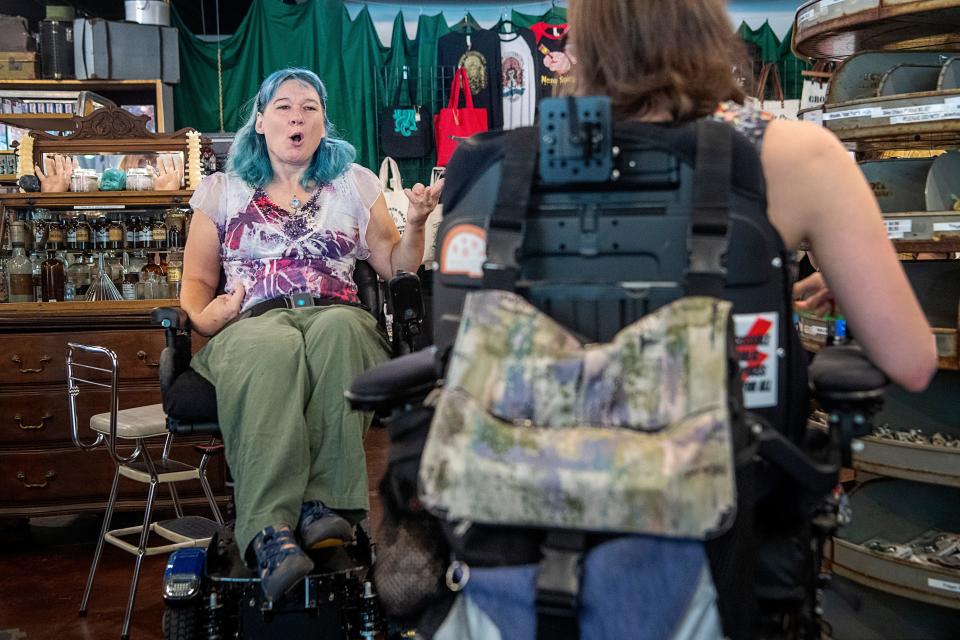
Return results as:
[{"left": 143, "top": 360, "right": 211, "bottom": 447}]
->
[
  {"left": 152, "top": 306, "right": 192, "bottom": 332},
  {"left": 346, "top": 346, "right": 442, "bottom": 412},
  {"left": 808, "top": 343, "right": 887, "bottom": 467},
  {"left": 809, "top": 344, "right": 887, "bottom": 407}
]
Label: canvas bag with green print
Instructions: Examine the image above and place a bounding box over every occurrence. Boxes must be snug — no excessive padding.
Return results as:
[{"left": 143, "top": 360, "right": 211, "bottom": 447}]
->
[{"left": 379, "top": 70, "right": 433, "bottom": 158}]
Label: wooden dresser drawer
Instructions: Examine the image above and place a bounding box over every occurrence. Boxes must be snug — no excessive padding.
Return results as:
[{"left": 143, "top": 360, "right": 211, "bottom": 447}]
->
[
  {"left": 0, "top": 445, "right": 226, "bottom": 508},
  {"left": 0, "top": 385, "right": 160, "bottom": 447},
  {"left": 0, "top": 329, "right": 166, "bottom": 385}
]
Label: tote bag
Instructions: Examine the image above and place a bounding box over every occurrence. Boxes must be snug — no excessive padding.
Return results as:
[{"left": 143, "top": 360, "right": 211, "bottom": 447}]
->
[
  {"left": 378, "top": 157, "right": 409, "bottom": 233},
  {"left": 379, "top": 70, "right": 433, "bottom": 158},
  {"left": 434, "top": 67, "right": 488, "bottom": 167}
]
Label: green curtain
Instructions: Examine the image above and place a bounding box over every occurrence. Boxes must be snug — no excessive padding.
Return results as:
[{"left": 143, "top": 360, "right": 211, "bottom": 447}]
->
[
  {"left": 737, "top": 20, "right": 781, "bottom": 64},
  {"left": 776, "top": 26, "right": 811, "bottom": 101},
  {"left": 511, "top": 7, "right": 567, "bottom": 28},
  {"left": 172, "top": 0, "right": 385, "bottom": 170}
]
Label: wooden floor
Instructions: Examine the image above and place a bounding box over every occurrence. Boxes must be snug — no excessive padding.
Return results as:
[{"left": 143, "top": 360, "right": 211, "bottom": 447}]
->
[{"left": 0, "top": 427, "right": 389, "bottom": 640}]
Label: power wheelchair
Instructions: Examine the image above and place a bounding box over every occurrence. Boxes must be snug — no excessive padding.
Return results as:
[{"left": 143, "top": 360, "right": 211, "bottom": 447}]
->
[
  {"left": 154, "top": 260, "right": 424, "bottom": 640},
  {"left": 345, "top": 97, "right": 891, "bottom": 640}
]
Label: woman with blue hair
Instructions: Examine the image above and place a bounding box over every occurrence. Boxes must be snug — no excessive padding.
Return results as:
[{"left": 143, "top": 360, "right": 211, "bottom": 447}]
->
[{"left": 180, "top": 68, "right": 442, "bottom": 601}]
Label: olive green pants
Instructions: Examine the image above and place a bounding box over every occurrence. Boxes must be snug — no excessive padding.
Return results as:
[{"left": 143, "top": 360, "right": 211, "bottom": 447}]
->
[{"left": 190, "top": 305, "right": 390, "bottom": 554}]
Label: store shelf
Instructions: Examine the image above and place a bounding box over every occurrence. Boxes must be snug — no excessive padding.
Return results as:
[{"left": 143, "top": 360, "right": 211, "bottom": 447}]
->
[
  {"left": 855, "top": 435, "right": 960, "bottom": 486},
  {"left": 832, "top": 479, "right": 960, "bottom": 609},
  {"left": 832, "top": 538, "right": 960, "bottom": 608},
  {"left": 794, "top": 0, "right": 960, "bottom": 60},
  {"left": 0, "top": 299, "right": 179, "bottom": 329},
  {"left": 0, "top": 190, "right": 193, "bottom": 208},
  {"left": 0, "top": 113, "right": 76, "bottom": 132}
]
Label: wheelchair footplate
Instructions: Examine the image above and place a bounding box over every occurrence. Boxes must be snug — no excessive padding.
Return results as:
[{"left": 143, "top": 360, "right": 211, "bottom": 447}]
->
[{"left": 163, "top": 525, "right": 380, "bottom": 640}]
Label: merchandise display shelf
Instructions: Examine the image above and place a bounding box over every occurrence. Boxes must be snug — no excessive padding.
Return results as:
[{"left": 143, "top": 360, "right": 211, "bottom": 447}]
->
[
  {"left": 794, "top": 0, "right": 960, "bottom": 60},
  {"left": 855, "top": 436, "right": 960, "bottom": 487},
  {"left": 0, "top": 300, "right": 179, "bottom": 329},
  {"left": 0, "top": 114, "right": 76, "bottom": 132},
  {"left": 0, "top": 190, "right": 193, "bottom": 209},
  {"left": 798, "top": 327, "right": 958, "bottom": 367},
  {"left": 831, "top": 478, "right": 960, "bottom": 609}
]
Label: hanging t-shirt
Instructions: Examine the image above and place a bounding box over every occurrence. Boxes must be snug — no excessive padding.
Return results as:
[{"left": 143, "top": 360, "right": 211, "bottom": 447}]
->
[
  {"left": 531, "top": 22, "right": 573, "bottom": 98},
  {"left": 499, "top": 28, "right": 538, "bottom": 130},
  {"left": 438, "top": 30, "right": 504, "bottom": 130}
]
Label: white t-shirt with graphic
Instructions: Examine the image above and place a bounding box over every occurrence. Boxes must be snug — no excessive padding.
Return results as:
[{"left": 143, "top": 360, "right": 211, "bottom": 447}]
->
[{"left": 499, "top": 32, "right": 537, "bottom": 130}]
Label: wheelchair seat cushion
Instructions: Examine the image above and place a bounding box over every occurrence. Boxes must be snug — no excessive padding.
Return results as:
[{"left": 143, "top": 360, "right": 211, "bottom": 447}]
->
[{"left": 163, "top": 368, "right": 219, "bottom": 423}]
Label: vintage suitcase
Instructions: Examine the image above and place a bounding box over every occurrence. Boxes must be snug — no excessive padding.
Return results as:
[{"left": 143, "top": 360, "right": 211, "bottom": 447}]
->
[
  {"left": 72, "top": 18, "right": 179, "bottom": 83},
  {"left": 0, "top": 51, "right": 37, "bottom": 79},
  {"left": 0, "top": 15, "right": 33, "bottom": 52}
]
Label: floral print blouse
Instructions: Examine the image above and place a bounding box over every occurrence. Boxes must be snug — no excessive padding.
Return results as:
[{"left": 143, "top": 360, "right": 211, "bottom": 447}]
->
[{"left": 189, "top": 165, "right": 383, "bottom": 313}]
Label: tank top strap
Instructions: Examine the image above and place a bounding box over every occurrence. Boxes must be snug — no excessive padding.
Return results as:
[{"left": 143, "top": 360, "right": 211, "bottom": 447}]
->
[{"left": 711, "top": 100, "right": 775, "bottom": 153}]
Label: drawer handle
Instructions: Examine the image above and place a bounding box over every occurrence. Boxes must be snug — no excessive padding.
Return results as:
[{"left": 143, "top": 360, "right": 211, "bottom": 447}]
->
[
  {"left": 137, "top": 350, "right": 160, "bottom": 367},
  {"left": 16, "top": 470, "right": 56, "bottom": 489},
  {"left": 11, "top": 354, "right": 52, "bottom": 374},
  {"left": 14, "top": 413, "right": 52, "bottom": 431}
]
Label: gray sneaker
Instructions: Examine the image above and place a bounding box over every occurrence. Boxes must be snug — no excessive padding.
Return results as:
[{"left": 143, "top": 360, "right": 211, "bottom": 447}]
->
[
  {"left": 298, "top": 501, "right": 355, "bottom": 549},
  {"left": 251, "top": 524, "right": 314, "bottom": 602}
]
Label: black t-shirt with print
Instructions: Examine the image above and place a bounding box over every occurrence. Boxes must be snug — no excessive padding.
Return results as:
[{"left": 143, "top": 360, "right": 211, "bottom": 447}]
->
[
  {"left": 530, "top": 21, "right": 573, "bottom": 98},
  {"left": 438, "top": 29, "right": 504, "bottom": 130}
]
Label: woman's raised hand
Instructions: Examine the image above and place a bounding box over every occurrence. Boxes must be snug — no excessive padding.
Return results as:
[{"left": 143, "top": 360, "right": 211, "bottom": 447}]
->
[
  {"left": 194, "top": 285, "right": 245, "bottom": 337},
  {"left": 404, "top": 179, "right": 444, "bottom": 228},
  {"left": 34, "top": 154, "right": 77, "bottom": 192},
  {"left": 793, "top": 272, "right": 834, "bottom": 317},
  {"left": 154, "top": 154, "right": 184, "bottom": 191}
]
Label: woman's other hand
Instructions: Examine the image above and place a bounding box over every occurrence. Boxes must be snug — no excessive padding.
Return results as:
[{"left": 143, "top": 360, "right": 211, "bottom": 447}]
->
[
  {"left": 793, "top": 272, "right": 834, "bottom": 317},
  {"left": 404, "top": 179, "right": 444, "bottom": 228},
  {"left": 154, "top": 154, "right": 184, "bottom": 191},
  {"left": 193, "top": 285, "right": 245, "bottom": 337},
  {"left": 34, "top": 154, "right": 76, "bottom": 192}
]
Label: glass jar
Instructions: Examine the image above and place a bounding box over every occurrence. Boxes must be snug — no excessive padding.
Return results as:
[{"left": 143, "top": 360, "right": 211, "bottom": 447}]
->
[
  {"left": 122, "top": 273, "right": 139, "bottom": 300},
  {"left": 126, "top": 167, "right": 155, "bottom": 191},
  {"left": 66, "top": 253, "right": 90, "bottom": 297},
  {"left": 137, "top": 217, "right": 153, "bottom": 247},
  {"left": 70, "top": 168, "right": 99, "bottom": 193}
]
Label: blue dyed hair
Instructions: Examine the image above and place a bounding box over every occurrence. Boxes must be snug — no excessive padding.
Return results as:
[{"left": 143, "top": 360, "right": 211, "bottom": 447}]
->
[{"left": 228, "top": 68, "right": 355, "bottom": 189}]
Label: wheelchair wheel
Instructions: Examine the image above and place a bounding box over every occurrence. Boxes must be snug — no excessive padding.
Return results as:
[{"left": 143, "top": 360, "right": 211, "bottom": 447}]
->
[{"left": 162, "top": 604, "right": 201, "bottom": 640}]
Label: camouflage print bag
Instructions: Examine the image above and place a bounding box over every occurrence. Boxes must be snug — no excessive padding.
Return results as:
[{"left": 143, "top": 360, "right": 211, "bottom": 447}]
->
[{"left": 418, "top": 290, "right": 737, "bottom": 539}]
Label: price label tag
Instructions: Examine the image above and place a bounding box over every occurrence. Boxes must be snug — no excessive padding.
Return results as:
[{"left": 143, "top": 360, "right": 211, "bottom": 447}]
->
[
  {"left": 74, "top": 204, "right": 126, "bottom": 210},
  {"left": 928, "top": 578, "right": 960, "bottom": 594},
  {"left": 884, "top": 219, "right": 912, "bottom": 239},
  {"left": 933, "top": 222, "right": 960, "bottom": 232},
  {"left": 823, "top": 107, "right": 882, "bottom": 120},
  {"left": 798, "top": 7, "right": 818, "bottom": 24}
]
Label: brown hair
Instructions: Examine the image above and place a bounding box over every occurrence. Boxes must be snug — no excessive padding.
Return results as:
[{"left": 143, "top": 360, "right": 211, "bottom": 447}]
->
[{"left": 568, "top": 0, "right": 747, "bottom": 121}]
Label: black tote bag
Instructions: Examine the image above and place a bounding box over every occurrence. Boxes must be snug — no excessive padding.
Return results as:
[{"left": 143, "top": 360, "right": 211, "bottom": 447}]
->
[{"left": 380, "top": 69, "right": 433, "bottom": 158}]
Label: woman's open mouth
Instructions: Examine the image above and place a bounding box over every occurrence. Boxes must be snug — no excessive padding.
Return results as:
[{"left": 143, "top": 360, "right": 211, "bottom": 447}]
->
[{"left": 289, "top": 133, "right": 304, "bottom": 146}]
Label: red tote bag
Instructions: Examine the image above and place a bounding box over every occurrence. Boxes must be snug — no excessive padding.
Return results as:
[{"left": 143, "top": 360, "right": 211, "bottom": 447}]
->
[{"left": 434, "top": 67, "right": 488, "bottom": 166}]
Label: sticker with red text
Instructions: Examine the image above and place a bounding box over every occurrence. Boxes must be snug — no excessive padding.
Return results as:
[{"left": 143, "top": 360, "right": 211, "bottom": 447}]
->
[{"left": 734, "top": 312, "right": 779, "bottom": 409}]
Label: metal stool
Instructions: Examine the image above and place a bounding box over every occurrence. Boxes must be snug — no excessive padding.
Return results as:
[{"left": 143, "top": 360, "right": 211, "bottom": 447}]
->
[{"left": 66, "top": 343, "right": 223, "bottom": 640}]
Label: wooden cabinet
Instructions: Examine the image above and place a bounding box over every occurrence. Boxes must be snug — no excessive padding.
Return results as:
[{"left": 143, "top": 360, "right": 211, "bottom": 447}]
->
[{"left": 0, "top": 302, "right": 226, "bottom": 519}]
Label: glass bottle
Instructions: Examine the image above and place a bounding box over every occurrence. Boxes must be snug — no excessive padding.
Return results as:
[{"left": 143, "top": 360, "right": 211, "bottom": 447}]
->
[
  {"left": 67, "top": 253, "right": 91, "bottom": 297},
  {"left": 29, "top": 250, "right": 42, "bottom": 302},
  {"left": 94, "top": 215, "right": 109, "bottom": 249},
  {"left": 140, "top": 253, "right": 164, "bottom": 280},
  {"left": 137, "top": 217, "right": 153, "bottom": 248},
  {"left": 0, "top": 258, "right": 8, "bottom": 303},
  {"left": 107, "top": 217, "right": 125, "bottom": 250},
  {"left": 41, "top": 249, "right": 65, "bottom": 302},
  {"left": 126, "top": 249, "right": 147, "bottom": 281},
  {"left": 122, "top": 273, "right": 138, "bottom": 300},
  {"left": 65, "top": 215, "right": 78, "bottom": 249},
  {"left": 151, "top": 217, "right": 167, "bottom": 250},
  {"left": 106, "top": 252, "right": 125, "bottom": 286},
  {"left": 126, "top": 215, "right": 140, "bottom": 248},
  {"left": 166, "top": 250, "right": 183, "bottom": 299},
  {"left": 74, "top": 214, "right": 93, "bottom": 251},
  {"left": 47, "top": 218, "right": 65, "bottom": 248},
  {"left": 7, "top": 222, "right": 33, "bottom": 302}
]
